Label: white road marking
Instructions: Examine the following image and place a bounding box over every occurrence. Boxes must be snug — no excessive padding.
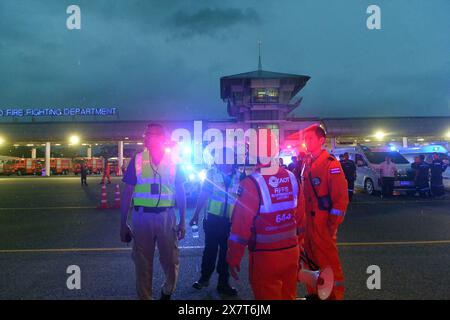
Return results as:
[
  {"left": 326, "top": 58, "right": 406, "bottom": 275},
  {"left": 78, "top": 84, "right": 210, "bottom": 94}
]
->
[{"left": 2, "top": 240, "right": 450, "bottom": 254}]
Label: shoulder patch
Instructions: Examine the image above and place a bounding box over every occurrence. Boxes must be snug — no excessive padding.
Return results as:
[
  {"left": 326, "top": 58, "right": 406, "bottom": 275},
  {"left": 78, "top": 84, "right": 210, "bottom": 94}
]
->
[{"left": 330, "top": 167, "right": 341, "bottom": 174}]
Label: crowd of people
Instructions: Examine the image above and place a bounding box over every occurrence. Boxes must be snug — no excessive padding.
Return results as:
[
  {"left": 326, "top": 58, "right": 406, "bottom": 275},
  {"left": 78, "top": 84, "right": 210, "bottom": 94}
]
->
[
  {"left": 120, "top": 123, "right": 350, "bottom": 300},
  {"left": 410, "top": 153, "right": 448, "bottom": 197},
  {"left": 377, "top": 153, "right": 448, "bottom": 198},
  {"left": 117, "top": 122, "right": 447, "bottom": 301}
]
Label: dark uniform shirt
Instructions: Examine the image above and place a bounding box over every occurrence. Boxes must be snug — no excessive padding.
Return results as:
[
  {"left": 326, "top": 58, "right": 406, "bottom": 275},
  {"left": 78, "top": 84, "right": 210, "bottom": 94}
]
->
[
  {"left": 80, "top": 165, "right": 88, "bottom": 177},
  {"left": 340, "top": 159, "right": 356, "bottom": 182},
  {"left": 430, "top": 159, "right": 448, "bottom": 181},
  {"left": 411, "top": 161, "right": 430, "bottom": 187}
]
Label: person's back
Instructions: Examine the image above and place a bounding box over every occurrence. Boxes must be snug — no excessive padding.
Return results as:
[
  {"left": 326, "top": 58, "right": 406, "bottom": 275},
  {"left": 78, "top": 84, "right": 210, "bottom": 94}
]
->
[
  {"left": 227, "top": 165, "right": 301, "bottom": 300},
  {"left": 81, "top": 164, "right": 87, "bottom": 177},
  {"left": 80, "top": 164, "right": 88, "bottom": 186}
]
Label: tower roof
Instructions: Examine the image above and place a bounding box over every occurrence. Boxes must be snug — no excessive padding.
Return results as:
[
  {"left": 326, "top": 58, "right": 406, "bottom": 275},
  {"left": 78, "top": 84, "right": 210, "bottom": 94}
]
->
[
  {"left": 221, "top": 69, "right": 310, "bottom": 80},
  {"left": 220, "top": 69, "right": 310, "bottom": 100}
]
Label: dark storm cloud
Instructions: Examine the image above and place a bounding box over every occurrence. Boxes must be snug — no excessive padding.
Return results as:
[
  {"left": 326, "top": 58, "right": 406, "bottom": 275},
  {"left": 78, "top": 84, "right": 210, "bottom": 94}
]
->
[
  {"left": 0, "top": 0, "right": 449, "bottom": 121},
  {"left": 166, "top": 7, "right": 261, "bottom": 38}
]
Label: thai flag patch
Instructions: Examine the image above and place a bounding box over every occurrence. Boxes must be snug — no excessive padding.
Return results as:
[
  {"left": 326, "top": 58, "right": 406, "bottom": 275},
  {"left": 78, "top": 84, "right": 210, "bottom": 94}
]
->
[{"left": 330, "top": 167, "right": 341, "bottom": 174}]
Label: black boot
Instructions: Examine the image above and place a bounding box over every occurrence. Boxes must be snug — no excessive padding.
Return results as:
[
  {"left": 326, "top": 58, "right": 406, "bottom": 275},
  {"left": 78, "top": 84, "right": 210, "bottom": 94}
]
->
[
  {"left": 217, "top": 283, "right": 238, "bottom": 296},
  {"left": 160, "top": 290, "right": 171, "bottom": 300},
  {"left": 193, "top": 277, "right": 210, "bottom": 290}
]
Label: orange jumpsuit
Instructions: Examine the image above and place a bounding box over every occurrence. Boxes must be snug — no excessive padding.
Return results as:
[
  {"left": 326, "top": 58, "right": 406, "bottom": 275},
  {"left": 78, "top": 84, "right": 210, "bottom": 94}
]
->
[
  {"left": 102, "top": 163, "right": 111, "bottom": 184},
  {"left": 227, "top": 167, "right": 304, "bottom": 300},
  {"left": 302, "top": 150, "right": 349, "bottom": 300}
]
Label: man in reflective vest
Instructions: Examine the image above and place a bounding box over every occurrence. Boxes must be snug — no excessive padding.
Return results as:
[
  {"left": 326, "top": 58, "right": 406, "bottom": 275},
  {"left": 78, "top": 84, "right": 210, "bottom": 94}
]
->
[
  {"left": 190, "top": 148, "right": 240, "bottom": 296},
  {"left": 120, "top": 123, "right": 186, "bottom": 300},
  {"left": 227, "top": 160, "right": 302, "bottom": 300},
  {"left": 301, "top": 125, "right": 349, "bottom": 300}
]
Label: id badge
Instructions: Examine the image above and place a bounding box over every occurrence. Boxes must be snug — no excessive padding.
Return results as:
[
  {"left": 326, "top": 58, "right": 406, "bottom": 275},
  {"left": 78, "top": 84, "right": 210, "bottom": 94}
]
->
[{"left": 151, "top": 183, "right": 160, "bottom": 195}]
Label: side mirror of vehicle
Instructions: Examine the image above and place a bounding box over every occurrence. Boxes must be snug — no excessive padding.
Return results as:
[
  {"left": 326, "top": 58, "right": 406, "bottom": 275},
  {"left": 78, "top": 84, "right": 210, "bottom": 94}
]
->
[{"left": 357, "top": 160, "right": 366, "bottom": 167}]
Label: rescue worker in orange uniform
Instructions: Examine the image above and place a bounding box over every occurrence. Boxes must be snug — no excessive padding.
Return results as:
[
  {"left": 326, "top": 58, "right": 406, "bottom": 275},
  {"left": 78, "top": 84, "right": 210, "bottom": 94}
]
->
[
  {"left": 226, "top": 145, "right": 305, "bottom": 300},
  {"left": 102, "top": 161, "right": 112, "bottom": 184},
  {"left": 300, "top": 125, "right": 349, "bottom": 300}
]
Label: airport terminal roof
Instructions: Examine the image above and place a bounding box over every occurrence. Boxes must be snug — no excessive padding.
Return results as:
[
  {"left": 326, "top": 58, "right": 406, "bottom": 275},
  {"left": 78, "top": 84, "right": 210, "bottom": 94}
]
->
[
  {"left": 317, "top": 116, "right": 450, "bottom": 138},
  {"left": 0, "top": 117, "right": 449, "bottom": 144}
]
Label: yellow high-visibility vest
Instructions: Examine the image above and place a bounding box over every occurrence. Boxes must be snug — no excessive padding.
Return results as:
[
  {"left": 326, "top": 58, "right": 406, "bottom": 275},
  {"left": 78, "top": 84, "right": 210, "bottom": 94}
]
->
[
  {"left": 133, "top": 149, "right": 176, "bottom": 207},
  {"left": 207, "top": 168, "right": 240, "bottom": 219}
]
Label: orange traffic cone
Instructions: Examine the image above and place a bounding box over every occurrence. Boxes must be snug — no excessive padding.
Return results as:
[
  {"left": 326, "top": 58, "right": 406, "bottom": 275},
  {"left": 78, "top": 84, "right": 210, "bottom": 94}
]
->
[
  {"left": 112, "top": 184, "right": 121, "bottom": 209},
  {"left": 97, "top": 183, "right": 109, "bottom": 209}
]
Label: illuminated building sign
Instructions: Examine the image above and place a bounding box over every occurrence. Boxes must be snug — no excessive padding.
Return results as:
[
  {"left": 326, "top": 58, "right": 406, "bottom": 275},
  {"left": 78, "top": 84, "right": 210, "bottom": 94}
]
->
[{"left": 0, "top": 107, "right": 117, "bottom": 117}]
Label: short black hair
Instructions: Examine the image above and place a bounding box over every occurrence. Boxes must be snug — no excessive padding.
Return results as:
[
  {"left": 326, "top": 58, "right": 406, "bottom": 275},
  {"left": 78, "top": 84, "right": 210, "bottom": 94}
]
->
[
  {"left": 144, "top": 122, "right": 165, "bottom": 136},
  {"left": 304, "top": 125, "right": 326, "bottom": 139},
  {"left": 420, "top": 154, "right": 425, "bottom": 160},
  {"left": 146, "top": 122, "right": 164, "bottom": 130}
]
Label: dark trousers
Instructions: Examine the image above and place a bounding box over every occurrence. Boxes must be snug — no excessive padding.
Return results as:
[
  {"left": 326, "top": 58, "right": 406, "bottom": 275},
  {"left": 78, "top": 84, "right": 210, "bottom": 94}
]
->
[
  {"left": 81, "top": 176, "right": 87, "bottom": 186},
  {"left": 200, "top": 213, "right": 231, "bottom": 285},
  {"left": 381, "top": 177, "right": 394, "bottom": 197},
  {"left": 346, "top": 179, "right": 355, "bottom": 202},
  {"left": 431, "top": 177, "right": 444, "bottom": 196},
  {"left": 415, "top": 179, "right": 430, "bottom": 197}
]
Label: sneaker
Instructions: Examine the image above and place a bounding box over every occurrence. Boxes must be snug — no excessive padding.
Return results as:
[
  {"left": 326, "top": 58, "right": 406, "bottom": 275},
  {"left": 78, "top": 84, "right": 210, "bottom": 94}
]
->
[
  {"left": 193, "top": 278, "right": 210, "bottom": 290},
  {"left": 160, "top": 290, "right": 171, "bottom": 300},
  {"left": 217, "top": 283, "right": 238, "bottom": 296}
]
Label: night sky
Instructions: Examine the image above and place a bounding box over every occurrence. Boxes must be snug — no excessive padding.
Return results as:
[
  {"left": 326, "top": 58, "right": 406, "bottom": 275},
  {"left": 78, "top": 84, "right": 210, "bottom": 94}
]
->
[{"left": 0, "top": 0, "right": 448, "bottom": 121}]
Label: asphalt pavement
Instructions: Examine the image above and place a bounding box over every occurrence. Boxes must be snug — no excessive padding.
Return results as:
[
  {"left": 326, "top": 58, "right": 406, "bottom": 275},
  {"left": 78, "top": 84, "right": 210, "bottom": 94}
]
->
[{"left": 1, "top": 175, "right": 450, "bottom": 300}]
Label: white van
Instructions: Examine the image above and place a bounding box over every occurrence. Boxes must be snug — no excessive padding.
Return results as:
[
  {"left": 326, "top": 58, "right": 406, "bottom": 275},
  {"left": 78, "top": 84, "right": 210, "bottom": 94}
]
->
[{"left": 331, "top": 145, "right": 415, "bottom": 195}]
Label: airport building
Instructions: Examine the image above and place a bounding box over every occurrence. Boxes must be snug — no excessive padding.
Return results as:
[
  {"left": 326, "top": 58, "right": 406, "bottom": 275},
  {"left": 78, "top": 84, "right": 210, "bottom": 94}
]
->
[{"left": 1, "top": 63, "right": 449, "bottom": 175}]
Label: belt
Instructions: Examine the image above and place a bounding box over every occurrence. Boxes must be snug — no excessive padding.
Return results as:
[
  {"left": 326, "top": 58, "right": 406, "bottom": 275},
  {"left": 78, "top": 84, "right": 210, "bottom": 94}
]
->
[{"left": 134, "top": 206, "right": 173, "bottom": 213}]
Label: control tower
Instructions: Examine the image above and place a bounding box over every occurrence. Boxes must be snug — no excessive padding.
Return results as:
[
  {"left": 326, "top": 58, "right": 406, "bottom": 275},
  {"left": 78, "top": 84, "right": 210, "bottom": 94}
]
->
[{"left": 220, "top": 47, "right": 310, "bottom": 128}]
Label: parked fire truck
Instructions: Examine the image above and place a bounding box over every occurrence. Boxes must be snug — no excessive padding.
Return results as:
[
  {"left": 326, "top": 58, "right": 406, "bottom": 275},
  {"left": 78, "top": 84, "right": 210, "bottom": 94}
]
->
[
  {"left": 50, "top": 158, "right": 72, "bottom": 175},
  {"left": 2, "top": 158, "right": 43, "bottom": 175},
  {"left": 35, "top": 158, "right": 73, "bottom": 175},
  {"left": 73, "top": 157, "right": 104, "bottom": 175}
]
